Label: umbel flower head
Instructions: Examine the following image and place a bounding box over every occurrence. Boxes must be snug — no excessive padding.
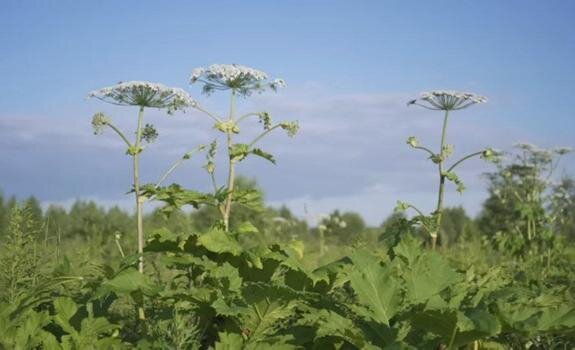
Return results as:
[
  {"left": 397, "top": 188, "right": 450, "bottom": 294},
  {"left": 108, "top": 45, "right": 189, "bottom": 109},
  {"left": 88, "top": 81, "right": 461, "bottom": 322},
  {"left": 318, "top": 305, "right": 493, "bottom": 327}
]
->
[
  {"left": 408, "top": 90, "right": 487, "bottom": 111},
  {"left": 190, "top": 64, "right": 285, "bottom": 96},
  {"left": 88, "top": 81, "right": 197, "bottom": 114},
  {"left": 91, "top": 112, "right": 111, "bottom": 135}
]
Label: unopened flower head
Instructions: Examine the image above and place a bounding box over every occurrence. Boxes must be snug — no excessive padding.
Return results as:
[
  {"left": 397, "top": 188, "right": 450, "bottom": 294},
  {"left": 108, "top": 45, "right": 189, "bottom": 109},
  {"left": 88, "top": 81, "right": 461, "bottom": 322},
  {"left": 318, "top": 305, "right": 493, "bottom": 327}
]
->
[
  {"left": 88, "top": 81, "right": 197, "bottom": 113},
  {"left": 406, "top": 136, "right": 419, "bottom": 148},
  {"left": 141, "top": 124, "right": 159, "bottom": 143},
  {"left": 408, "top": 90, "right": 487, "bottom": 111},
  {"left": 279, "top": 121, "right": 299, "bottom": 137},
  {"left": 258, "top": 112, "right": 272, "bottom": 130},
  {"left": 481, "top": 147, "right": 502, "bottom": 162},
  {"left": 190, "top": 64, "right": 285, "bottom": 96},
  {"left": 91, "top": 112, "right": 112, "bottom": 135}
]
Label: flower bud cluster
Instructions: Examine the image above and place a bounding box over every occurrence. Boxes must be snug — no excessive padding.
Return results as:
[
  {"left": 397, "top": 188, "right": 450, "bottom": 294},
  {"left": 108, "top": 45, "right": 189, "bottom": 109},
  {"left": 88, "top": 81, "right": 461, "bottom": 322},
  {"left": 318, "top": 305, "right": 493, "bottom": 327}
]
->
[
  {"left": 258, "top": 112, "right": 272, "bottom": 130},
  {"left": 141, "top": 124, "right": 159, "bottom": 143},
  {"left": 214, "top": 120, "right": 240, "bottom": 134},
  {"left": 279, "top": 121, "right": 299, "bottom": 137},
  {"left": 91, "top": 112, "right": 112, "bottom": 135},
  {"left": 481, "top": 147, "right": 501, "bottom": 162},
  {"left": 406, "top": 136, "right": 419, "bottom": 148}
]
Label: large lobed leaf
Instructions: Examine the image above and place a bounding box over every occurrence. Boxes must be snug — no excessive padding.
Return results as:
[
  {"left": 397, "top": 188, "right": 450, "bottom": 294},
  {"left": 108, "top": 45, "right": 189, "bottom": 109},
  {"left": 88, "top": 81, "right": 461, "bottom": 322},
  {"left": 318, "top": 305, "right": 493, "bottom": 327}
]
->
[{"left": 349, "top": 252, "right": 402, "bottom": 326}]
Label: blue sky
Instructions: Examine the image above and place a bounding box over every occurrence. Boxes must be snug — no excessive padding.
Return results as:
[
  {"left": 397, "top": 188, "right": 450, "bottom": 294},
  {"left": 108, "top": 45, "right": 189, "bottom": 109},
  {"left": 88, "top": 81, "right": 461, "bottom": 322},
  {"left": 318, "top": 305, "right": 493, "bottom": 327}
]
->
[{"left": 1, "top": 0, "right": 574, "bottom": 224}]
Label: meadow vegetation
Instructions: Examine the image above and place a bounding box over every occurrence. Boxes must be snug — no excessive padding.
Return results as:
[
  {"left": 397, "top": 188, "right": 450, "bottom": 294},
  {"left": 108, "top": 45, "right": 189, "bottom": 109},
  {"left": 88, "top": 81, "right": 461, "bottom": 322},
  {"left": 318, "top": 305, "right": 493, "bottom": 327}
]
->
[{"left": 0, "top": 65, "right": 573, "bottom": 349}]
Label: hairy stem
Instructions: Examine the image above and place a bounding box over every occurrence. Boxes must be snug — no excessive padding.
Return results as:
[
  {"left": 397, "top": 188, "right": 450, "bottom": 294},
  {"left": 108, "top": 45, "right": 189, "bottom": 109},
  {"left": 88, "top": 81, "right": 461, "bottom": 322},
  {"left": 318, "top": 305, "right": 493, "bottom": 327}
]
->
[
  {"left": 249, "top": 124, "right": 282, "bottom": 148},
  {"left": 155, "top": 146, "right": 205, "bottom": 188},
  {"left": 447, "top": 324, "right": 458, "bottom": 349},
  {"left": 114, "top": 235, "right": 125, "bottom": 258},
  {"left": 319, "top": 229, "right": 325, "bottom": 258},
  {"left": 237, "top": 112, "right": 261, "bottom": 124},
  {"left": 194, "top": 105, "right": 222, "bottom": 123},
  {"left": 210, "top": 172, "right": 218, "bottom": 193},
  {"left": 414, "top": 145, "right": 436, "bottom": 158},
  {"left": 106, "top": 122, "right": 133, "bottom": 148},
  {"left": 223, "top": 90, "right": 237, "bottom": 232},
  {"left": 447, "top": 150, "right": 484, "bottom": 173},
  {"left": 406, "top": 204, "right": 434, "bottom": 236},
  {"left": 132, "top": 106, "right": 146, "bottom": 320},
  {"left": 433, "top": 110, "right": 450, "bottom": 250}
]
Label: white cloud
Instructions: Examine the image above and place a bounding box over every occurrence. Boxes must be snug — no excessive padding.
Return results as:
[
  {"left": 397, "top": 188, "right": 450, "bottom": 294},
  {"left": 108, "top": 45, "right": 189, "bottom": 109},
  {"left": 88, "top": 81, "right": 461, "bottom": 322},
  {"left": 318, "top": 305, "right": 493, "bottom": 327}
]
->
[{"left": 3, "top": 84, "right": 573, "bottom": 226}]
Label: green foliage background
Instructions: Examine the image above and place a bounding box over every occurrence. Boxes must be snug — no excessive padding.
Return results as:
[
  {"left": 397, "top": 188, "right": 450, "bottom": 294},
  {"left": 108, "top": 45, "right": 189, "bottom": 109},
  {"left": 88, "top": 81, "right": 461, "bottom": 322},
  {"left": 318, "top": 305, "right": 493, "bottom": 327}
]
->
[{"left": 0, "top": 154, "right": 574, "bottom": 349}]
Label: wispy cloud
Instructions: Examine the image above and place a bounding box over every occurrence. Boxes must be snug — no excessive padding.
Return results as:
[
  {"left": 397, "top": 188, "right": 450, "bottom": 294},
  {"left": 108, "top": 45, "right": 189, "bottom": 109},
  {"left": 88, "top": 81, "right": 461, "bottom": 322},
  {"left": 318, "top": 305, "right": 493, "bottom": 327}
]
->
[{"left": 1, "top": 85, "right": 572, "bottom": 225}]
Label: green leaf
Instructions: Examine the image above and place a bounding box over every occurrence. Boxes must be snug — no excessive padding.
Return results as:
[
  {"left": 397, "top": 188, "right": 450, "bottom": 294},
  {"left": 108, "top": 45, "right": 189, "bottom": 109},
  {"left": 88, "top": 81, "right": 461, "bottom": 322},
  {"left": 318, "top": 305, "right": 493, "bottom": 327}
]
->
[
  {"left": 145, "top": 228, "right": 181, "bottom": 252},
  {"left": 393, "top": 235, "right": 422, "bottom": 266},
  {"left": 240, "top": 283, "right": 302, "bottom": 346},
  {"left": 53, "top": 297, "right": 78, "bottom": 323},
  {"left": 250, "top": 148, "right": 276, "bottom": 164},
  {"left": 215, "top": 332, "right": 244, "bottom": 350},
  {"left": 81, "top": 317, "right": 119, "bottom": 334},
  {"left": 212, "top": 298, "right": 249, "bottom": 317},
  {"left": 244, "top": 250, "right": 264, "bottom": 269},
  {"left": 349, "top": 259, "right": 402, "bottom": 326},
  {"left": 237, "top": 221, "right": 260, "bottom": 235},
  {"left": 536, "top": 304, "right": 575, "bottom": 331},
  {"left": 230, "top": 143, "right": 250, "bottom": 162},
  {"left": 411, "top": 308, "right": 458, "bottom": 343},
  {"left": 197, "top": 229, "right": 243, "bottom": 256},
  {"left": 455, "top": 309, "right": 501, "bottom": 345},
  {"left": 52, "top": 298, "right": 79, "bottom": 340},
  {"left": 412, "top": 308, "right": 501, "bottom": 347},
  {"left": 145, "top": 184, "right": 211, "bottom": 212},
  {"left": 312, "top": 256, "right": 353, "bottom": 291},
  {"left": 299, "top": 309, "right": 367, "bottom": 348},
  {"left": 212, "top": 262, "right": 243, "bottom": 293},
  {"left": 161, "top": 254, "right": 206, "bottom": 269},
  {"left": 402, "top": 252, "right": 462, "bottom": 305},
  {"left": 287, "top": 240, "right": 305, "bottom": 260},
  {"left": 99, "top": 267, "right": 159, "bottom": 296},
  {"left": 233, "top": 188, "right": 264, "bottom": 209}
]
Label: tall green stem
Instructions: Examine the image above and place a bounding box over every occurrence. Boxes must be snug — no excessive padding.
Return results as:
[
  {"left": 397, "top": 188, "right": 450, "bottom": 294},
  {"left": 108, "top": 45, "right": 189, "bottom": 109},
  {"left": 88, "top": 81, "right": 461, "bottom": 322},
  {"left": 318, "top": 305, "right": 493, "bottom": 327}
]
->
[
  {"left": 447, "top": 151, "right": 484, "bottom": 173},
  {"left": 249, "top": 124, "right": 282, "bottom": 148},
  {"left": 132, "top": 107, "right": 146, "bottom": 320},
  {"left": 133, "top": 107, "right": 145, "bottom": 272},
  {"left": 319, "top": 229, "right": 325, "bottom": 258},
  {"left": 433, "top": 110, "right": 450, "bottom": 250},
  {"left": 223, "top": 90, "right": 237, "bottom": 232}
]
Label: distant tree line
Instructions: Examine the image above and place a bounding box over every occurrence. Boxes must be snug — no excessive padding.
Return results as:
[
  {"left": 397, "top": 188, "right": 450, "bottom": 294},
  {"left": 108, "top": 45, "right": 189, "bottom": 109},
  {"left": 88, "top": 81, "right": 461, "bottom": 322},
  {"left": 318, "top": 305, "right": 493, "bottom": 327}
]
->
[{"left": 1, "top": 157, "right": 574, "bottom": 250}]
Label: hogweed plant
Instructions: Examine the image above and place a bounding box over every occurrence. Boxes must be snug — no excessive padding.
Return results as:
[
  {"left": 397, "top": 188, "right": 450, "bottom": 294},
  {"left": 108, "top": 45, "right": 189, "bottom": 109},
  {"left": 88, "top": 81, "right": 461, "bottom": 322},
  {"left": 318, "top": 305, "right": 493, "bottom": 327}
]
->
[
  {"left": 89, "top": 81, "right": 196, "bottom": 318},
  {"left": 484, "top": 143, "right": 573, "bottom": 255},
  {"left": 397, "top": 91, "right": 498, "bottom": 249},
  {"left": 187, "top": 64, "right": 299, "bottom": 232}
]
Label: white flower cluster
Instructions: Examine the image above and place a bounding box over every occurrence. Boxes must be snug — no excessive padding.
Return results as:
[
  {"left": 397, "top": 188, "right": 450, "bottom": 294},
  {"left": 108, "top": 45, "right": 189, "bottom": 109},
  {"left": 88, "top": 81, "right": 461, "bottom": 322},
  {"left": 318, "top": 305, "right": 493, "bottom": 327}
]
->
[
  {"left": 271, "top": 78, "right": 286, "bottom": 89},
  {"left": 514, "top": 142, "right": 557, "bottom": 163},
  {"left": 89, "top": 81, "right": 197, "bottom": 113},
  {"left": 190, "top": 64, "right": 285, "bottom": 96},
  {"left": 515, "top": 143, "right": 573, "bottom": 157},
  {"left": 514, "top": 142, "right": 538, "bottom": 151},
  {"left": 191, "top": 64, "right": 268, "bottom": 84},
  {"left": 408, "top": 90, "right": 487, "bottom": 111}
]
